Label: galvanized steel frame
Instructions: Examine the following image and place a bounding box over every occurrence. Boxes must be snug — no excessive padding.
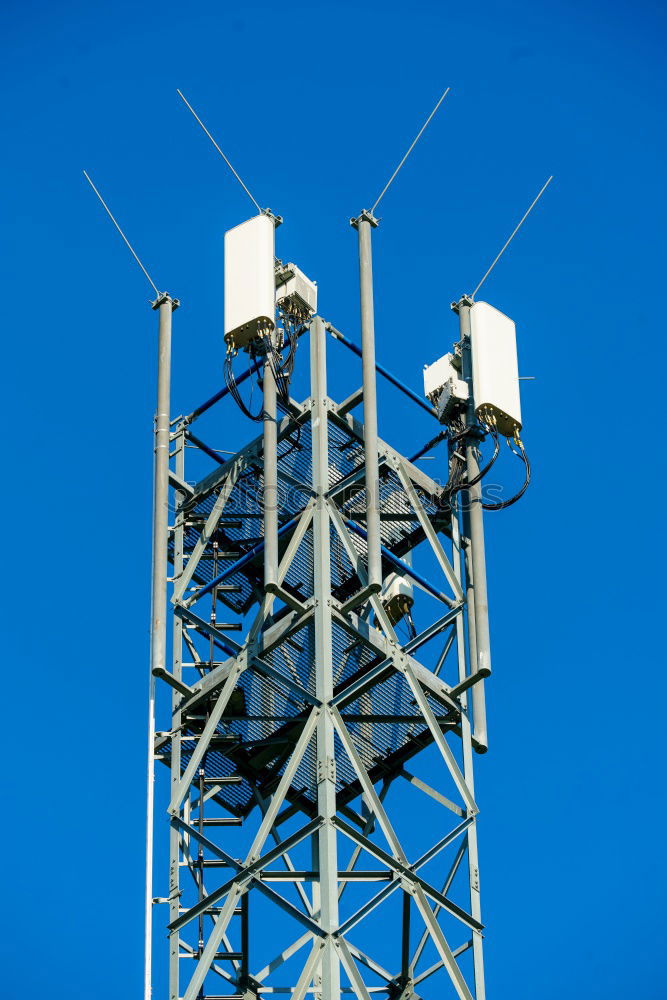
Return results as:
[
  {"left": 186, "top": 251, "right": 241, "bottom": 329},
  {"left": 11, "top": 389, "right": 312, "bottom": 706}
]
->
[{"left": 147, "top": 300, "right": 492, "bottom": 1000}]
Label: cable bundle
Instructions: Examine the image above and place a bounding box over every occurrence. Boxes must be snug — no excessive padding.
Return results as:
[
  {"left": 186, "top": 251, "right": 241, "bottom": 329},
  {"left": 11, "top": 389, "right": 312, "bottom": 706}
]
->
[
  {"left": 441, "top": 412, "right": 530, "bottom": 511},
  {"left": 223, "top": 310, "right": 307, "bottom": 433},
  {"left": 479, "top": 414, "right": 530, "bottom": 510},
  {"left": 223, "top": 349, "right": 263, "bottom": 421}
]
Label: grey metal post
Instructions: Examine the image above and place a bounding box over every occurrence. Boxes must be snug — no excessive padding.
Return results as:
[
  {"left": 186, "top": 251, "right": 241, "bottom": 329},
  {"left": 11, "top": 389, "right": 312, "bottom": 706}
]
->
[
  {"left": 146, "top": 292, "right": 177, "bottom": 1000},
  {"left": 263, "top": 339, "right": 279, "bottom": 592},
  {"left": 457, "top": 296, "right": 489, "bottom": 752},
  {"left": 451, "top": 512, "right": 486, "bottom": 998},
  {"left": 461, "top": 505, "right": 480, "bottom": 730},
  {"left": 352, "top": 211, "right": 382, "bottom": 591},
  {"left": 169, "top": 430, "right": 185, "bottom": 1000},
  {"left": 310, "top": 316, "right": 341, "bottom": 999}
]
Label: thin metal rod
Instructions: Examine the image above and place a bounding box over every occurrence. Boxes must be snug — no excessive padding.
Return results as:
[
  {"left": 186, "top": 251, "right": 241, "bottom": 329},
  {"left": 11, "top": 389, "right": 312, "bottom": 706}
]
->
[
  {"left": 176, "top": 89, "right": 262, "bottom": 213},
  {"left": 326, "top": 324, "right": 436, "bottom": 417},
  {"left": 371, "top": 88, "right": 450, "bottom": 214},
  {"left": 401, "top": 891, "right": 411, "bottom": 986},
  {"left": 472, "top": 175, "right": 553, "bottom": 299},
  {"left": 83, "top": 170, "right": 159, "bottom": 296},
  {"left": 409, "top": 430, "right": 447, "bottom": 464},
  {"left": 241, "top": 894, "right": 249, "bottom": 984},
  {"left": 185, "top": 430, "right": 226, "bottom": 466},
  {"left": 146, "top": 294, "right": 175, "bottom": 1000}
]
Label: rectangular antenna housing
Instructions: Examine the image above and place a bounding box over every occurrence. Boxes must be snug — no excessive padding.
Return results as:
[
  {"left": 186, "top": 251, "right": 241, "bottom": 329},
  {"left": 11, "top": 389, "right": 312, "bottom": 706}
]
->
[
  {"left": 224, "top": 215, "right": 275, "bottom": 349},
  {"left": 381, "top": 572, "right": 414, "bottom": 626},
  {"left": 470, "top": 301, "right": 521, "bottom": 435},
  {"left": 423, "top": 353, "right": 468, "bottom": 423}
]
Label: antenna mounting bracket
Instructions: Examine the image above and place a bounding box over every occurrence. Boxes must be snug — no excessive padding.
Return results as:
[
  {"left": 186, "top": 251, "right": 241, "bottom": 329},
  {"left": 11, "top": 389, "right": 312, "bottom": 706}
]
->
[
  {"left": 350, "top": 209, "right": 379, "bottom": 230},
  {"left": 450, "top": 294, "right": 473, "bottom": 316},
  {"left": 152, "top": 294, "right": 180, "bottom": 312},
  {"left": 262, "top": 208, "right": 283, "bottom": 228}
]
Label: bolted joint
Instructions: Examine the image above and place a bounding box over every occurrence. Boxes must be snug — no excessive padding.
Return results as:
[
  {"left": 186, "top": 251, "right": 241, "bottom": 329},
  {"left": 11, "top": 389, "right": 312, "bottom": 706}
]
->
[
  {"left": 152, "top": 292, "right": 180, "bottom": 311},
  {"left": 450, "top": 293, "right": 473, "bottom": 315},
  {"left": 261, "top": 207, "right": 283, "bottom": 227},
  {"left": 350, "top": 208, "right": 379, "bottom": 230},
  {"left": 317, "top": 755, "right": 336, "bottom": 785},
  {"left": 239, "top": 974, "right": 261, "bottom": 999},
  {"left": 400, "top": 877, "right": 417, "bottom": 897},
  {"left": 388, "top": 980, "right": 414, "bottom": 1000}
]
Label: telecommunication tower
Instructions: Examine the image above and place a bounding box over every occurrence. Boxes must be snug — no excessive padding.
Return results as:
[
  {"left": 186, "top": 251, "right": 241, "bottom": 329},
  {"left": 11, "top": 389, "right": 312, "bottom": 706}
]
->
[{"left": 86, "top": 91, "right": 547, "bottom": 1000}]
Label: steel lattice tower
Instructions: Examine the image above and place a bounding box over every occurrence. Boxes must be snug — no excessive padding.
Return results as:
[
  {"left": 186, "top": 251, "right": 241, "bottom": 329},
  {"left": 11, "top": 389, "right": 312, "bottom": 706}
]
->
[{"left": 145, "top": 214, "right": 498, "bottom": 1000}]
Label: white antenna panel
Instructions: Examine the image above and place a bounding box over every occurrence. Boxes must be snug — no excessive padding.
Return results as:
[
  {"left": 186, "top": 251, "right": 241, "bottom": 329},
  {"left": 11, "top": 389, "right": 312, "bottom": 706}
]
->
[
  {"left": 470, "top": 301, "right": 521, "bottom": 435},
  {"left": 224, "top": 215, "right": 275, "bottom": 349}
]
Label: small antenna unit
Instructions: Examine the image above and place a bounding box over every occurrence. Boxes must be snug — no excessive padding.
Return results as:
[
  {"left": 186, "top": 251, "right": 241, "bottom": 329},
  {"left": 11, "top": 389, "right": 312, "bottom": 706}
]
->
[{"left": 83, "top": 170, "right": 160, "bottom": 297}]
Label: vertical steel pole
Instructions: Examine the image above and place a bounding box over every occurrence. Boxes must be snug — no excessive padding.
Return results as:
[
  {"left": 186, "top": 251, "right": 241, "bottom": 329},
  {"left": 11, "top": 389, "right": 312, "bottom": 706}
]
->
[
  {"left": 310, "top": 316, "right": 341, "bottom": 1000},
  {"left": 145, "top": 292, "right": 177, "bottom": 1000},
  {"left": 461, "top": 505, "right": 480, "bottom": 728},
  {"left": 241, "top": 893, "right": 250, "bottom": 989},
  {"left": 352, "top": 210, "right": 382, "bottom": 591},
  {"left": 263, "top": 338, "right": 279, "bottom": 592},
  {"left": 457, "top": 295, "right": 490, "bottom": 989},
  {"left": 169, "top": 429, "right": 185, "bottom": 1000},
  {"left": 451, "top": 512, "right": 486, "bottom": 998},
  {"left": 457, "top": 296, "right": 489, "bottom": 752}
]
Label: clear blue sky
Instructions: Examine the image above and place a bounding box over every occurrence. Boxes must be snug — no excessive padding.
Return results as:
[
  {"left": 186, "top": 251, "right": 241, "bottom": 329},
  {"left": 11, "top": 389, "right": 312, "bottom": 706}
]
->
[{"left": 2, "top": 0, "right": 666, "bottom": 996}]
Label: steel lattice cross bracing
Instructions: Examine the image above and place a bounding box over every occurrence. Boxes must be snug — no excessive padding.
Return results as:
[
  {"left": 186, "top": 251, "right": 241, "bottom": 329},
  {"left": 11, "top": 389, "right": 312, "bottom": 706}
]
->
[{"left": 145, "top": 286, "right": 497, "bottom": 1000}]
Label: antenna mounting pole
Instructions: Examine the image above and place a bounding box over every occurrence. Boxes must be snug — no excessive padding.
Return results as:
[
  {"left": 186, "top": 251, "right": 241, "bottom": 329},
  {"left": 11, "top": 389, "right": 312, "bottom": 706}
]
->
[
  {"left": 145, "top": 291, "right": 179, "bottom": 1000},
  {"left": 453, "top": 294, "right": 490, "bottom": 752},
  {"left": 351, "top": 209, "right": 382, "bottom": 591}
]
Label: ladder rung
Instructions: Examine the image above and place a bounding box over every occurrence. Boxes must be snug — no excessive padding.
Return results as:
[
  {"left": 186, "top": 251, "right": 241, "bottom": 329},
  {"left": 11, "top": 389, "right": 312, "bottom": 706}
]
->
[
  {"left": 202, "top": 776, "right": 243, "bottom": 784},
  {"left": 197, "top": 906, "right": 243, "bottom": 915},
  {"left": 182, "top": 663, "right": 232, "bottom": 669},
  {"left": 212, "top": 952, "right": 243, "bottom": 961},
  {"left": 179, "top": 731, "right": 241, "bottom": 742},
  {"left": 184, "top": 518, "right": 242, "bottom": 529},
  {"left": 201, "top": 817, "right": 243, "bottom": 826},
  {"left": 201, "top": 860, "right": 233, "bottom": 867},
  {"left": 186, "top": 552, "right": 240, "bottom": 560}
]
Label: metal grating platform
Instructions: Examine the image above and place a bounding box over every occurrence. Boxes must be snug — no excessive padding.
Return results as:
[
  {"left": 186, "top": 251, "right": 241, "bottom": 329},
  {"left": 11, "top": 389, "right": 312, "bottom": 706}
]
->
[
  {"left": 168, "top": 410, "right": 448, "bottom": 614},
  {"left": 159, "top": 407, "right": 457, "bottom": 819}
]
